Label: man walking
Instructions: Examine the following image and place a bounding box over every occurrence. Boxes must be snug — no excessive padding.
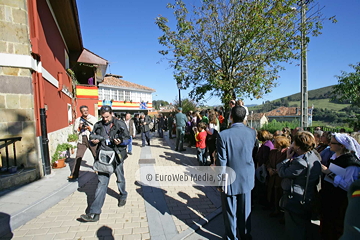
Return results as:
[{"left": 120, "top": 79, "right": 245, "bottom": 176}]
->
[
  {"left": 140, "top": 112, "right": 151, "bottom": 147},
  {"left": 68, "top": 105, "right": 97, "bottom": 180},
  {"left": 216, "top": 105, "right": 256, "bottom": 240},
  {"left": 174, "top": 107, "right": 187, "bottom": 151},
  {"left": 80, "top": 106, "right": 130, "bottom": 222},
  {"left": 124, "top": 112, "right": 136, "bottom": 155},
  {"left": 157, "top": 114, "right": 165, "bottom": 138}
]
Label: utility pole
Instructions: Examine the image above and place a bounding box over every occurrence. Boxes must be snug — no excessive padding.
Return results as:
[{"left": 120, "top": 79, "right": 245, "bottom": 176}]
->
[{"left": 300, "top": 0, "right": 308, "bottom": 128}]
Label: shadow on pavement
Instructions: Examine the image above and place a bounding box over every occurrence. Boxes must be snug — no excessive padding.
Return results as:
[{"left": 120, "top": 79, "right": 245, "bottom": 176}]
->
[
  {"left": 0, "top": 212, "right": 13, "bottom": 239},
  {"left": 96, "top": 225, "right": 114, "bottom": 239},
  {"left": 135, "top": 181, "right": 216, "bottom": 239},
  {"left": 188, "top": 204, "right": 321, "bottom": 240},
  {"left": 76, "top": 172, "right": 121, "bottom": 215}
]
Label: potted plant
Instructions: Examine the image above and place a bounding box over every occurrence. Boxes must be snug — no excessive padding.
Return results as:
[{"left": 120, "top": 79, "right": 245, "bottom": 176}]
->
[
  {"left": 124, "top": 100, "right": 127, "bottom": 104},
  {"left": 52, "top": 143, "right": 73, "bottom": 168},
  {"left": 67, "top": 133, "right": 78, "bottom": 142}
]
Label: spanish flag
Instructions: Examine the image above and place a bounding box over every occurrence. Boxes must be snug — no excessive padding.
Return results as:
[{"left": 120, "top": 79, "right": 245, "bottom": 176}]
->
[{"left": 352, "top": 190, "right": 360, "bottom": 198}]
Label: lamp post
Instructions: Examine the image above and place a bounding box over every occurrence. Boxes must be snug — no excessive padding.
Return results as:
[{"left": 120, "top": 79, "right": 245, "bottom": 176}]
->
[{"left": 177, "top": 82, "right": 182, "bottom": 107}]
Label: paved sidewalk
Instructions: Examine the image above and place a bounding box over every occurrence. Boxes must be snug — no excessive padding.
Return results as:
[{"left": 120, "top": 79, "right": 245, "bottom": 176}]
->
[{"left": 0, "top": 131, "right": 222, "bottom": 240}]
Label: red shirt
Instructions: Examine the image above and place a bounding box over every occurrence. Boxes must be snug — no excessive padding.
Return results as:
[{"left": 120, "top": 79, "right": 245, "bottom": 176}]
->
[{"left": 196, "top": 131, "right": 207, "bottom": 149}]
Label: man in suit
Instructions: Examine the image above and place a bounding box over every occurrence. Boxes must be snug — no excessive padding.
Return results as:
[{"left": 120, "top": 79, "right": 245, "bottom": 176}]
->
[{"left": 217, "top": 105, "right": 256, "bottom": 240}]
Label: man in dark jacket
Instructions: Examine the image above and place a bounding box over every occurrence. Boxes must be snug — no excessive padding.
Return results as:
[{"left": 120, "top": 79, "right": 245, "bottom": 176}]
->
[
  {"left": 157, "top": 114, "right": 165, "bottom": 138},
  {"left": 140, "top": 112, "right": 151, "bottom": 147},
  {"left": 80, "top": 106, "right": 130, "bottom": 222}
]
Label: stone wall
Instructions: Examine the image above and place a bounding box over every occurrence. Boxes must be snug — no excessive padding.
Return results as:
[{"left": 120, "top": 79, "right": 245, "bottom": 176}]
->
[
  {"left": 0, "top": 0, "right": 31, "bottom": 56},
  {"left": 48, "top": 125, "right": 74, "bottom": 162},
  {"left": 0, "top": 0, "right": 39, "bottom": 171}
]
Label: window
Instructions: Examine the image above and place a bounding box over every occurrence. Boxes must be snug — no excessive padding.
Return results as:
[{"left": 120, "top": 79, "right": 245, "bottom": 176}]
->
[
  {"left": 64, "top": 49, "right": 69, "bottom": 69},
  {"left": 67, "top": 104, "right": 72, "bottom": 123},
  {"left": 111, "top": 89, "right": 117, "bottom": 100},
  {"left": 104, "top": 88, "right": 110, "bottom": 100},
  {"left": 132, "top": 92, "right": 139, "bottom": 102},
  {"left": 125, "top": 91, "right": 130, "bottom": 101},
  {"left": 99, "top": 88, "right": 104, "bottom": 100},
  {"left": 119, "top": 90, "right": 124, "bottom": 101}
]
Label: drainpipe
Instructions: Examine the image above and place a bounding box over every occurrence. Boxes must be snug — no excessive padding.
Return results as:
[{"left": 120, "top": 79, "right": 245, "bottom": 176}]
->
[
  {"left": 38, "top": 62, "right": 51, "bottom": 175},
  {"left": 28, "top": 0, "right": 51, "bottom": 175}
]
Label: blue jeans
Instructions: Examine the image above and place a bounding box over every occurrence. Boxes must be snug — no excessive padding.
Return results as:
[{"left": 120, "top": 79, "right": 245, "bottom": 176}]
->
[
  {"left": 197, "top": 147, "right": 207, "bottom": 165},
  {"left": 158, "top": 126, "right": 163, "bottom": 138},
  {"left": 175, "top": 127, "right": 185, "bottom": 150},
  {"left": 128, "top": 136, "right": 133, "bottom": 153},
  {"left": 90, "top": 161, "right": 127, "bottom": 214},
  {"left": 141, "top": 131, "right": 150, "bottom": 146}
]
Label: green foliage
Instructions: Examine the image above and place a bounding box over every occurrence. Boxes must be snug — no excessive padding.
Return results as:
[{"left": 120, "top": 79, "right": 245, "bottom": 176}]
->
[
  {"left": 52, "top": 143, "right": 74, "bottom": 163},
  {"left": 153, "top": 100, "right": 170, "bottom": 110},
  {"left": 174, "top": 98, "right": 198, "bottom": 114},
  {"left": 156, "top": 0, "right": 329, "bottom": 106},
  {"left": 67, "top": 133, "right": 78, "bottom": 142},
  {"left": 261, "top": 119, "right": 300, "bottom": 133},
  {"left": 332, "top": 63, "right": 360, "bottom": 107}
]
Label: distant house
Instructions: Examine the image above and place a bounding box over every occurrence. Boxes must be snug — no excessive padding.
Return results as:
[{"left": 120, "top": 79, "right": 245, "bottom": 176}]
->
[
  {"left": 97, "top": 74, "right": 156, "bottom": 113},
  {"left": 266, "top": 106, "right": 313, "bottom": 125},
  {"left": 248, "top": 113, "right": 268, "bottom": 129}
]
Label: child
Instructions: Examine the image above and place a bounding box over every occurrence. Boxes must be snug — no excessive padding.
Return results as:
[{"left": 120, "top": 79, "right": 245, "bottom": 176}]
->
[{"left": 194, "top": 122, "right": 207, "bottom": 166}]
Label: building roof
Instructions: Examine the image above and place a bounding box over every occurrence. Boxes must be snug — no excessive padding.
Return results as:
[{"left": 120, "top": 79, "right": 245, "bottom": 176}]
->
[
  {"left": 48, "top": 0, "right": 83, "bottom": 52},
  {"left": 77, "top": 48, "right": 108, "bottom": 65},
  {"left": 100, "top": 74, "right": 156, "bottom": 92},
  {"left": 249, "top": 113, "right": 267, "bottom": 121},
  {"left": 265, "top": 106, "right": 313, "bottom": 117}
]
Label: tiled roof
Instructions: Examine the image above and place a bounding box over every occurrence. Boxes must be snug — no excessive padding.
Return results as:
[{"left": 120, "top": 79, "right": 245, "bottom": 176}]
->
[
  {"left": 266, "top": 106, "right": 299, "bottom": 116},
  {"left": 249, "top": 113, "right": 266, "bottom": 121},
  {"left": 265, "top": 106, "right": 312, "bottom": 116},
  {"left": 101, "top": 74, "right": 155, "bottom": 92}
]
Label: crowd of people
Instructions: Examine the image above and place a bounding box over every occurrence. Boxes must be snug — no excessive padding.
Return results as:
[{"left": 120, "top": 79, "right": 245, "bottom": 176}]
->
[
  {"left": 150, "top": 101, "right": 360, "bottom": 240},
  {"left": 71, "top": 103, "right": 360, "bottom": 239}
]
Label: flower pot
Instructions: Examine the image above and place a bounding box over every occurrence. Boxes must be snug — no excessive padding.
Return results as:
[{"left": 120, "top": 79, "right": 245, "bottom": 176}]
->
[{"left": 52, "top": 158, "right": 66, "bottom": 169}]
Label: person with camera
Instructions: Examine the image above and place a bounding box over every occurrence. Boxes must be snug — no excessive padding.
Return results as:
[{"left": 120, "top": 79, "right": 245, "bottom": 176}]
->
[
  {"left": 68, "top": 105, "right": 98, "bottom": 180},
  {"left": 80, "top": 105, "right": 130, "bottom": 222}
]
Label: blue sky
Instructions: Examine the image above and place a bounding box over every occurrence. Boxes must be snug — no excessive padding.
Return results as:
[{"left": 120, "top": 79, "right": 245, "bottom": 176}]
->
[{"left": 77, "top": 0, "right": 360, "bottom": 106}]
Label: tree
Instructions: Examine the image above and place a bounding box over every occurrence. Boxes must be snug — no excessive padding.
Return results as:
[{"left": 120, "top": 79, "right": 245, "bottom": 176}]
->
[
  {"left": 174, "top": 98, "right": 198, "bottom": 114},
  {"left": 332, "top": 63, "right": 360, "bottom": 107},
  {"left": 156, "top": 0, "right": 331, "bottom": 107},
  {"left": 153, "top": 100, "right": 170, "bottom": 110}
]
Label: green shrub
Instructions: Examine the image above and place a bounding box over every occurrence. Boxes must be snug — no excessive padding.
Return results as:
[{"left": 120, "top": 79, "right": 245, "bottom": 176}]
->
[
  {"left": 67, "top": 133, "right": 78, "bottom": 142},
  {"left": 261, "top": 119, "right": 300, "bottom": 133},
  {"left": 52, "top": 143, "right": 74, "bottom": 163}
]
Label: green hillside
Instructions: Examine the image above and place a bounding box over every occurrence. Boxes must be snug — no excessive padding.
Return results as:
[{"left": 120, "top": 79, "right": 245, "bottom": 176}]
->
[
  {"left": 248, "top": 85, "right": 360, "bottom": 128},
  {"left": 248, "top": 85, "right": 350, "bottom": 113}
]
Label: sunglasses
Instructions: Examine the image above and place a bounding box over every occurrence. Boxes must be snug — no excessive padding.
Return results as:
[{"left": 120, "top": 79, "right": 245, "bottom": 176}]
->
[{"left": 330, "top": 142, "right": 342, "bottom": 145}]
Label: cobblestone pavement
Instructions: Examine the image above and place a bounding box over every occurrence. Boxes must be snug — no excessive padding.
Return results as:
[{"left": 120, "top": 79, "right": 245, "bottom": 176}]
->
[{"left": 4, "top": 131, "right": 221, "bottom": 240}]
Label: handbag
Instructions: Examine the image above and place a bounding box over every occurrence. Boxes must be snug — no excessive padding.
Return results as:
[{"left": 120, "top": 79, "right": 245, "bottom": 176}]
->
[
  {"left": 279, "top": 155, "right": 312, "bottom": 216},
  {"left": 93, "top": 150, "right": 116, "bottom": 174}
]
